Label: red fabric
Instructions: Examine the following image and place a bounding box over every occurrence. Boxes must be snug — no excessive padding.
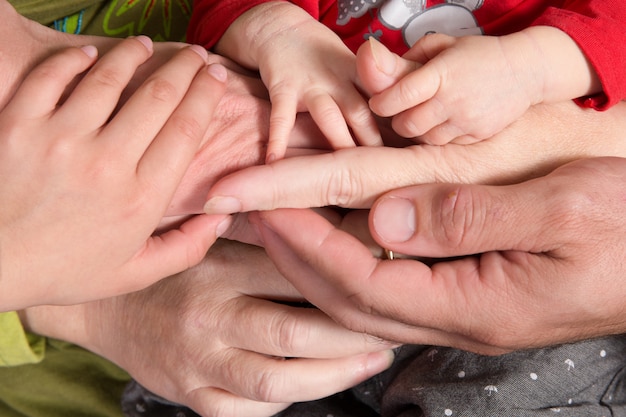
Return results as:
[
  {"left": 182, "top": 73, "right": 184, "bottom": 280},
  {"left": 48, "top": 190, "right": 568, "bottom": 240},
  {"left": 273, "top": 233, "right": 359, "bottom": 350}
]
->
[{"left": 188, "top": 0, "right": 626, "bottom": 109}]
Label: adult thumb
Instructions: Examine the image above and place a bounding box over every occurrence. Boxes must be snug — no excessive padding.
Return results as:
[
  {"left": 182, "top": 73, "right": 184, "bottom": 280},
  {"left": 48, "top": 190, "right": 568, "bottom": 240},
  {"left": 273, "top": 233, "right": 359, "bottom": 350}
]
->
[{"left": 368, "top": 179, "right": 558, "bottom": 259}]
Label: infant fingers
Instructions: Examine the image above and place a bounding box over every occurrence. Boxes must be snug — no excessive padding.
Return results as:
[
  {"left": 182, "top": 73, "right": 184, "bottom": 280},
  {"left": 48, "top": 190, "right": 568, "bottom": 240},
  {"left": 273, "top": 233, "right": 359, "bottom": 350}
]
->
[
  {"left": 306, "top": 91, "right": 355, "bottom": 149},
  {"left": 267, "top": 91, "right": 299, "bottom": 162}
]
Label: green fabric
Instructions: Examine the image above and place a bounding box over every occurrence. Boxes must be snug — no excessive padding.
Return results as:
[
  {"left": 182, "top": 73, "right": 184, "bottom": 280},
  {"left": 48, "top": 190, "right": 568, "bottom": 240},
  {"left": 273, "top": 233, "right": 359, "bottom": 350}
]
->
[
  {"left": 0, "top": 312, "right": 45, "bottom": 366},
  {"left": 0, "top": 3, "right": 192, "bottom": 415},
  {"left": 0, "top": 338, "right": 131, "bottom": 417},
  {"left": 9, "top": 0, "right": 192, "bottom": 40}
]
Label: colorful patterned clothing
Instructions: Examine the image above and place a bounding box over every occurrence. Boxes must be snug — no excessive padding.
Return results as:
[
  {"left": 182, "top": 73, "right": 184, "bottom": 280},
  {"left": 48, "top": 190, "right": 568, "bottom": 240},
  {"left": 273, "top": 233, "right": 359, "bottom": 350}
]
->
[{"left": 188, "top": 0, "right": 626, "bottom": 110}]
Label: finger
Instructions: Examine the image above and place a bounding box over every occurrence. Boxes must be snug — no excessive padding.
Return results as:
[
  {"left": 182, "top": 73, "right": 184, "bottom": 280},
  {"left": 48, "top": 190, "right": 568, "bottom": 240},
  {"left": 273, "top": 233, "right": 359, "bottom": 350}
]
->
[
  {"left": 369, "top": 178, "right": 561, "bottom": 259},
  {"left": 392, "top": 101, "right": 468, "bottom": 144},
  {"left": 403, "top": 32, "right": 457, "bottom": 63},
  {"left": 206, "top": 349, "right": 394, "bottom": 403},
  {"left": 204, "top": 146, "right": 441, "bottom": 214},
  {"left": 368, "top": 60, "right": 441, "bottom": 118},
  {"left": 306, "top": 91, "right": 356, "bottom": 149},
  {"left": 115, "top": 214, "right": 230, "bottom": 294},
  {"left": 189, "top": 388, "right": 289, "bottom": 417},
  {"left": 355, "top": 38, "right": 418, "bottom": 96},
  {"left": 138, "top": 63, "right": 227, "bottom": 196},
  {"left": 4, "top": 46, "right": 97, "bottom": 119},
  {"left": 389, "top": 98, "right": 450, "bottom": 140},
  {"left": 255, "top": 209, "right": 423, "bottom": 338},
  {"left": 415, "top": 121, "right": 468, "bottom": 145},
  {"left": 104, "top": 45, "right": 209, "bottom": 161},
  {"left": 255, "top": 209, "right": 532, "bottom": 352},
  {"left": 335, "top": 89, "right": 383, "bottom": 146},
  {"left": 56, "top": 37, "right": 153, "bottom": 129},
  {"left": 267, "top": 91, "right": 298, "bottom": 162},
  {"left": 223, "top": 297, "right": 393, "bottom": 358}
]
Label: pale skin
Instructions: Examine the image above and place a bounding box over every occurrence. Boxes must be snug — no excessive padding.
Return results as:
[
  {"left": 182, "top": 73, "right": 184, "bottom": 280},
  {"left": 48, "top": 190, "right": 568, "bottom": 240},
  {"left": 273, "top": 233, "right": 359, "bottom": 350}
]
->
[
  {"left": 204, "top": 40, "right": 626, "bottom": 354},
  {"left": 362, "top": 27, "right": 601, "bottom": 145},
  {"left": 18, "top": 240, "right": 395, "bottom": 417},
  {"left": 249, "top": 156, "right": 626, "bottom": 354},
  {"left": 5, "top": 2, "right": 625, "bottom": 414},
  {"left": 0, "top": 0, "right": 334, "bottom": 310},
  {"left": 215, "top": 1, "right": 383, "bottom": 162},
  {"left": 217, "top": 1, "right": 601, "bottom": 151},
  {"left": 2, "top": 3, "right": 392, "bottom": 415},
  {"left": 0, "top": 36, "right": 233, "bottom": 311}
]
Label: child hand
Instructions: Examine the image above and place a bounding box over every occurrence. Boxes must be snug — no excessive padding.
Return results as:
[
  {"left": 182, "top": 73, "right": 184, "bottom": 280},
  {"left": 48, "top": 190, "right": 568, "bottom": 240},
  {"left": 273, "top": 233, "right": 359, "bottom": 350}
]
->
[
  {"left": 255, "top": 11, "right": 382, "bottom": 162},
  {"left": 361, "top": 35, "right": 543, "bottom": 145},
  {"left": 0, "top": 37, "right": 228, "bottom": 310}
]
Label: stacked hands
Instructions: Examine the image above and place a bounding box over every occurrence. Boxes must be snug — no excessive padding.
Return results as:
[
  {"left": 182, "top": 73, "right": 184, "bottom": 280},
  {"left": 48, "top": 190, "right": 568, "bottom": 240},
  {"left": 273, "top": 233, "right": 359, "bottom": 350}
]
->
[
  {"left": 204, "top": 37, "right": 626, "bottom": 354},
  {"left": 0, "top": 36, "right": 232, "bottom": 309},
  {"left": 4, "top": 4, "right": 626, "bottom": 416}
]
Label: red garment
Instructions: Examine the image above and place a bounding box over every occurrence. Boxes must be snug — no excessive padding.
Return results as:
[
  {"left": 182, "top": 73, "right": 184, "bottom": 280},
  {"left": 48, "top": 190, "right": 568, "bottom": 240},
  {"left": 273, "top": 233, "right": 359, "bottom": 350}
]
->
[{"left": 188, "top": 0, "right": 626, "bottom": 109}]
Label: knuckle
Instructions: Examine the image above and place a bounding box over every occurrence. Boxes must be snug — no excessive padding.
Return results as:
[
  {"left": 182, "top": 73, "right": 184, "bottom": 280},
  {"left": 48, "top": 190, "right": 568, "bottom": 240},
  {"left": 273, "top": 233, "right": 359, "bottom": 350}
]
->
[
  {"left": 169, "top": 113, "right": 204, "bottom": 143},
  {"left": 32, "top": 62, "right": 69, "bottom": 85},
  {"left": 249, "top": 368, "right": 282, "bottom": 403},
  {"left": 268, "top": 311, "right": 310, "bottom": 356},
  {"left": 88, "top": 65, "right": 125, "bottom": 90},
  {"left": 143, "top": 77, "right": 179, "bottom": 103},
  {"left": 269, "top": 112, "right": 293, "bottom": 129},
  {"left": 396, "top": 78, "right": 421, "bottom": 105},
  {"left": 437, "top": 186, "right": 485, "bottom": 250},
  {"left": 325, "top": 164, "right": 364, "bottom": 207},
  {"left": 346, "top": 105, "right": 374, "bottom": 128},
  {"left": 315, "top": 105, "right": 345, "bottom": 128},
  {"left": 547, "top": 187, "right": 593, "bottom": 233}
]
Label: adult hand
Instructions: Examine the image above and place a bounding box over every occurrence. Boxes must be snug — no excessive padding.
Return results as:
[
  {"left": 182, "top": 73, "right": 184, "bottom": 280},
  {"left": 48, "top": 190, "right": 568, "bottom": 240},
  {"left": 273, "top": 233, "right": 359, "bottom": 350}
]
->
[
  {"left": 20, "top": 240, "right": 395, "bottom": 417},
  {"left": 166, "top": 60, "right": 330, "bottom": 217},
  {"left": 2, "top": 2, "right": 328, "bottom": 220},
  {"left": 250, "top": 157, "right": 626, "bottom": 355},
  {"left": 202, "top": 99, "right": 626, "bottom": 215},
  {"left": 0, "top": 37, "right": 228, "bottom": 310},
  {"left": 201, "top": 29, "right": 626, "bottom": 214}
]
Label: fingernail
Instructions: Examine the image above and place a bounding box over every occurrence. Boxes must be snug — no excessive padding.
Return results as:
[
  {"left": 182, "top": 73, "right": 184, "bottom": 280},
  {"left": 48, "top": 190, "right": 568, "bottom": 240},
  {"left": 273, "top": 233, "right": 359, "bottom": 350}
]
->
[
  {"left": 266, "top": 152, "right": 277, "bottom": 164},
  {"left": 215, "top": 215, "right": 233, "bottom": 237},
  {"left": 188, "top": 44, "right": 209, "bottom": 62},
  {"left": 366, "top": 350, "right": 396, "bottom": 375},
  {"left": 206, "top": 63, "right": 227, "bottom": 82},
  {"left": 134, "top": 35, "right": 153, "bottom": 52},
  {"left": 372, "top": 196, "right": 415, "bottom": 243},
  {"left": 204, "top": 196, "right": 242, "bottom": 215},
  {"left": 369, "top": 37, "right": 396, "bottom": 76},
  {"left": 80, "top": 45, "right": 98, "bottom": 59}
]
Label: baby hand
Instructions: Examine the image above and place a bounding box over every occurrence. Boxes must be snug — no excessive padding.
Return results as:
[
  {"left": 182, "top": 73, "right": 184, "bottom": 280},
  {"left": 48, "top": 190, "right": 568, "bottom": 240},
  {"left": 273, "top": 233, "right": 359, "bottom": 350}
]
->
[
  {"left": 256, "top": 15, "right": 382, "bottom": 161},
  {"left": 358, "top": 35, "right": 541, "bottom": 145}
]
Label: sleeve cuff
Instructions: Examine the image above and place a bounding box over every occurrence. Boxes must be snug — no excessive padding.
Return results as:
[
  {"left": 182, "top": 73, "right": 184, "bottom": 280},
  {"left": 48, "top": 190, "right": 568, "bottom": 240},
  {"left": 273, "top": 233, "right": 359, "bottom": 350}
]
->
[{"left": 0, "top": 311, "right": 46, "bottom": 366}]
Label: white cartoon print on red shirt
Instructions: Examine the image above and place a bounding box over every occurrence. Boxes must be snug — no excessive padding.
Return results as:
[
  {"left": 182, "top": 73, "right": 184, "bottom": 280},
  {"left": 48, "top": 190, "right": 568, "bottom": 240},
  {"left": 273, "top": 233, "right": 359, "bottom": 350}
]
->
[{"left": 337, "top": 0, "right": 484, "bottom": 47}]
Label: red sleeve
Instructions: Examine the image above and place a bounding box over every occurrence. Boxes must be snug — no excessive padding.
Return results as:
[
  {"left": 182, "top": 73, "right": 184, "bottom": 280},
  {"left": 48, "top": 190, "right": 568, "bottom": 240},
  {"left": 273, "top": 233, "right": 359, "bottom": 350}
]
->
[
  {"left": 532, "top": 0, "right": 626, "bottom": 110},
  {"left": 187, "top": 0, "right": 323, "bottom": 49},
  {"left": 187, "top": 0, "right": 269, "bottom": 49}
]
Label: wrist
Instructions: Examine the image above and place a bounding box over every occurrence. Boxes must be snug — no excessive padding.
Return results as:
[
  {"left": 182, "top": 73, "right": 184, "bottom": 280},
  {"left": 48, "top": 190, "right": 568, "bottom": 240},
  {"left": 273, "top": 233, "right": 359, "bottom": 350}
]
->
[
  {"left": 19, "top": 304, "right": 92, "bottom": 351},
  {"left": 216, "top": 1, "right": 315, "bottom": 68},
  {"left": 516, "top": 26, "right": 601, "bottom": 103}
]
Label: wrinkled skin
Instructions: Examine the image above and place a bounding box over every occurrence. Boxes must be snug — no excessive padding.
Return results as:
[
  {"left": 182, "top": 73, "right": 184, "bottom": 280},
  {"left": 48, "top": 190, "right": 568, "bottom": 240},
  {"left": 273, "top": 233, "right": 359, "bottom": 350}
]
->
[{"left": 20, "top": 240, "right": 395, "bottom": 417}]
